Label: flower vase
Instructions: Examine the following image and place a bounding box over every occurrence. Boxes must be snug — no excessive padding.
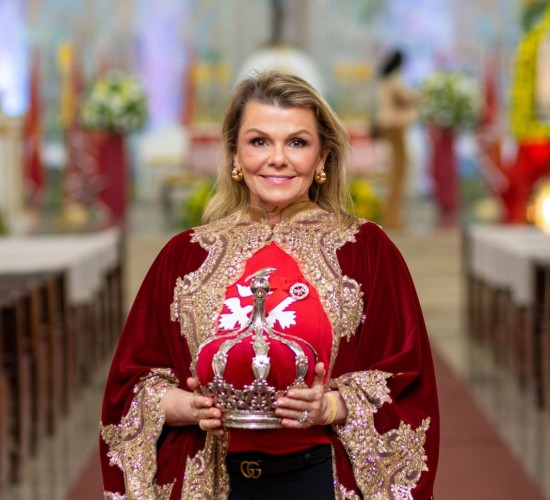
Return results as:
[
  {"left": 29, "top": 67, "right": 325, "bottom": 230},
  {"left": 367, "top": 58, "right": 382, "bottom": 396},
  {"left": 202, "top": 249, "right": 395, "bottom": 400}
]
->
[
  {"left": 429, "top": 125, "right": 458, "bottom": 226},
  {"left": 94, "top": 132, "right": 129, "bottom": 225}
]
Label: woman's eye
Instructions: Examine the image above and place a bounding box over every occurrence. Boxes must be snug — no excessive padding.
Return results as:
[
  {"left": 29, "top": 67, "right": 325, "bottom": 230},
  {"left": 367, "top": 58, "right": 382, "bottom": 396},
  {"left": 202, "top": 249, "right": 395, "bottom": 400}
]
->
[
  {"left": 289, "top": 138, "right": 307, "bottom": 147},
  {"left": 250, "top": 137, "right": 267, "bottom": 146}
]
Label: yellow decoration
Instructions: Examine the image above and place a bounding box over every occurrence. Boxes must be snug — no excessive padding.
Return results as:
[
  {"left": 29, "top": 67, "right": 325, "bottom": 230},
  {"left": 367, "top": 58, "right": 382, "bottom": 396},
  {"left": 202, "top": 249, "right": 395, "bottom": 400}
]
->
[
  {"left": 57, "top": 42, "right": 77, "bottom": 129},
  {"left": 349, "top": 177, "right": 382, "bottom": 222},
  {"left": 55, "top": 202, "right": 90, "bottom": 232},
  {"left": 510, "top": 6, "right": 550, "bottom": 140}
]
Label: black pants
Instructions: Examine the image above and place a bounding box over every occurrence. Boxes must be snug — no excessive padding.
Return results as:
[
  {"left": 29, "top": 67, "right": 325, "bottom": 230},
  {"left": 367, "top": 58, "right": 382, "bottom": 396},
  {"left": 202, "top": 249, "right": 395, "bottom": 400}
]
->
[{"left": 227, "top": 445, "right": 336, "bottom": 500}]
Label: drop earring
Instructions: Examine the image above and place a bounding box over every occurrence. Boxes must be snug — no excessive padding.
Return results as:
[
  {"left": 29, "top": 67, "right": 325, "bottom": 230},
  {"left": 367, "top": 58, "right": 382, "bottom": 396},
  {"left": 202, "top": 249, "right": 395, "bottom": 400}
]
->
[
  {"left": 231, "top": 167, "right": 243, "bottom": 182},
  {"left": 314, "top": 170, "right": 327, "bottom": 184}
]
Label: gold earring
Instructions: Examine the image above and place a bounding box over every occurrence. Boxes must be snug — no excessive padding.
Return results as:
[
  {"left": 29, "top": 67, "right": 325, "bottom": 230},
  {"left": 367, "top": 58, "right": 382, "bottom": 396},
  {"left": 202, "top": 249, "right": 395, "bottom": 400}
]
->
[
  {"left": 314, "top": 170, "right": 327, "bottom": 184},
  {"left": 231, "top": 167, "right": 243, "bottom": 182}
]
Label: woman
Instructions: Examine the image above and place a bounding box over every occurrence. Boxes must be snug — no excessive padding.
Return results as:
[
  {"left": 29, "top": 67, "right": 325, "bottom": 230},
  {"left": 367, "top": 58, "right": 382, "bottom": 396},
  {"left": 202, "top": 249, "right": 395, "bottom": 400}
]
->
[{"left": 100, "top": 71, "right": 439, "bottom": 499}]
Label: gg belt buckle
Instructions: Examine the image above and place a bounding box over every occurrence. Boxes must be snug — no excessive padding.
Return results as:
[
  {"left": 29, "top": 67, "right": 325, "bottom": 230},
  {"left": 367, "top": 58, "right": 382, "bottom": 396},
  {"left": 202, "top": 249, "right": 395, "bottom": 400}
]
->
[{"left": 240, "top": 460, "right": 262, "bottom": 479}]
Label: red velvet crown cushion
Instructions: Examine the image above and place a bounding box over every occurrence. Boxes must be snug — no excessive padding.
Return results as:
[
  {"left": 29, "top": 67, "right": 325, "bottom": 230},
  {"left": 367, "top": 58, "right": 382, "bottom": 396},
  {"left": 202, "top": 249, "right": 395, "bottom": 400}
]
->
[{"left": 195, "top": 242, "right": 332, "bottom": 394}]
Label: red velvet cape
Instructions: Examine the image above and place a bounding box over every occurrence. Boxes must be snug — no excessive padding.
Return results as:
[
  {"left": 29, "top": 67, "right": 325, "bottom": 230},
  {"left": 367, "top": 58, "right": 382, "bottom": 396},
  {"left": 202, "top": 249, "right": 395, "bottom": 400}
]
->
[{"left": 100, "top": 216, "right": 439, "bottom": 499}]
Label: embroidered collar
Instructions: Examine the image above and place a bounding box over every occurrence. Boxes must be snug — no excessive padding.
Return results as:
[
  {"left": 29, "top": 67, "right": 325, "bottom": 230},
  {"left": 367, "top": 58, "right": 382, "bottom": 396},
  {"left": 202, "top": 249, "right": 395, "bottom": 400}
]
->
[{"left": 245, "top": 201, "right": 320, "bottom": 223}]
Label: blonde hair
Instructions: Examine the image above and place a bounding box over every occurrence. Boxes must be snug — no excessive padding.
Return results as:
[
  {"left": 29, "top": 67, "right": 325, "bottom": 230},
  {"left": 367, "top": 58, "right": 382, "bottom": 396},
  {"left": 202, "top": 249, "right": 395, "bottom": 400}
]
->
[{"left": 202, "top": 70, "right": 355, "bottom": 228}]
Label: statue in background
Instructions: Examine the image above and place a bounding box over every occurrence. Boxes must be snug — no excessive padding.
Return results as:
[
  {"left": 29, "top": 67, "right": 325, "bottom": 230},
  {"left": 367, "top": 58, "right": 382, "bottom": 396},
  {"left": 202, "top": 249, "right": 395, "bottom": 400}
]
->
[
  {"left": 372, "top": 49, "right": 419, "bottom": 229},
  {"left": 235, "top": 0, "right": 324, "bottom": 94}
]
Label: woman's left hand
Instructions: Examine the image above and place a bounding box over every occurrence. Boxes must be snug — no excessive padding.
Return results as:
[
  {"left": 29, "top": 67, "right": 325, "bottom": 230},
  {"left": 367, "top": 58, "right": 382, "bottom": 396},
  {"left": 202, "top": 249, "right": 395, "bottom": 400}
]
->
[{"left": 275, "top": 362, "right": 330, "bottom": 428}]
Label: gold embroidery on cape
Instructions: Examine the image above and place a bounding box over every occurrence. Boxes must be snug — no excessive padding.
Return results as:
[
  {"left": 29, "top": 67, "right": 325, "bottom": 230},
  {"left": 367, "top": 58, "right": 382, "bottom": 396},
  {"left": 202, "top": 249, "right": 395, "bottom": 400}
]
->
[
  {"left": 104, "top": 493, "right": 126, "bottom": 500},
  {"left": 170, "top": 212, "right": 273, "bottom": 357},
  {"left": 171, "top": 206, "right": 363, "bottom": 497},
  {"left": 331, "top": 371, "right": 430, "bottom": 499},
  {"left": 333, "top": 454, "right": 361, "bottom": 500},
  {"left": 100, "top": 368, "right": 179, "bottom": 500},
  {"left": 335, "top": 483, "right": 361, "bottom": 500},
  {"left": 270, "top": 211, "right": 363, "bottom": 369},
  {"left": 180, "top": 433, "right": 230, "bottom": 499},
  {"left": 169, "top": 208, "right": 430, "bottom": 497},
  {"left": 170, "top": 207, "right": 362, "bottom": 367}
]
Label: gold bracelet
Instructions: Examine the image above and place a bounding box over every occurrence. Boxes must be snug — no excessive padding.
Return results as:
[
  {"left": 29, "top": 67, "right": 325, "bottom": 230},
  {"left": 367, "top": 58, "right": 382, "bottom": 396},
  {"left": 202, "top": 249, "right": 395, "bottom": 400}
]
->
[{"left": 323, "top": 392, "right": 338, "bottom": 425}]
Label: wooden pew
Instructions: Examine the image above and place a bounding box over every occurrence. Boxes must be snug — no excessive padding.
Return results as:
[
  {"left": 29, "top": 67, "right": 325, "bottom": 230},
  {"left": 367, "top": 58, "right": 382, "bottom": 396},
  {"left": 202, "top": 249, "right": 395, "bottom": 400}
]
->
[
  {"left": 0, "top": 278, "right": 46, "bottom": 446},
  {"left": 0, "top": 298, "right": 12, "bottom": 488},
  {"left": 0, "top": 273, "right": 69, "bottom": 433},
  {"left": 464, "top": 224, "right": 550, "bottom": 407},
  {"left": 0, "top": 287, "right": 33, "bottom": 482},
  {"left": 0, "top": 271, "right": 71, "bottom": 488},
  {"left": 534, "top": 263, "right": 550, "bottom": 408}
]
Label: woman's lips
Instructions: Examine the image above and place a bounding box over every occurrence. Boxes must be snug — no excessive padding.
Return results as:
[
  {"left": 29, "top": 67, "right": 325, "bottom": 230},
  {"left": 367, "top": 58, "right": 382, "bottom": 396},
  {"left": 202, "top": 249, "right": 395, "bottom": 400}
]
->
[{"left": 261, "top": 175, "right": 294, "bottom": 184}]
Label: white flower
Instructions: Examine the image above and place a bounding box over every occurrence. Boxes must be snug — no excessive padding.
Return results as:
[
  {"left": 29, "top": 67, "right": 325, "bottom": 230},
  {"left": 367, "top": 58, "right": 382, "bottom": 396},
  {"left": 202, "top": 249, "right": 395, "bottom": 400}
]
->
[
  {"left": 419, "top": 71, "right": 482, "bottom": 129},
  {"left": 79, "top": 70, "right": 148, "bottom": 134}
]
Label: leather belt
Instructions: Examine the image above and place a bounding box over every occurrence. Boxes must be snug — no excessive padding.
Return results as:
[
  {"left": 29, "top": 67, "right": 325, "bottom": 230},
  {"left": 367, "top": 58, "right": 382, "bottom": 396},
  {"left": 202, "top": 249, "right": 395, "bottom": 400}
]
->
[{"left": 226, "top": 445, "right": 332, "bottom": 479}]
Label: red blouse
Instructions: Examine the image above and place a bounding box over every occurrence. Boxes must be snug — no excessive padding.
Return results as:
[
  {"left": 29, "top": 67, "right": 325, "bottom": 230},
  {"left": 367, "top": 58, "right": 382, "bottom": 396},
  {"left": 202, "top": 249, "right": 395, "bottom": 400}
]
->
[{"left": 196, "top": 242, "right": 333, "bottom": 454}]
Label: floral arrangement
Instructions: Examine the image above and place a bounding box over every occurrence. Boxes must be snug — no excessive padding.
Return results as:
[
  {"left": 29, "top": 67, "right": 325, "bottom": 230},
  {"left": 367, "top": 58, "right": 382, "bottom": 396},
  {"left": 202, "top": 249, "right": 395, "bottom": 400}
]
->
[
  {"left": 349, "top": 177, "right": 382, "bottom": 222},
  {"left": 418, "top": 71, "right": 482, "bottom": 129},
  {"left": 510, "top": 6, "right": 550, "bottom": 140},
  {"left": 79, "top": 71, "right": 148, "bottom": 134}
]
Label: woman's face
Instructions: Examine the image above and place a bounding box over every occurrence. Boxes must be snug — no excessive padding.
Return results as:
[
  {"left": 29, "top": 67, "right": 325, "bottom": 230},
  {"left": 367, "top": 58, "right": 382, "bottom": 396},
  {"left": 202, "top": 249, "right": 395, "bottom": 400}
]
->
[{"left": 234, "top": 102, "right": 327, "bottom": 217}]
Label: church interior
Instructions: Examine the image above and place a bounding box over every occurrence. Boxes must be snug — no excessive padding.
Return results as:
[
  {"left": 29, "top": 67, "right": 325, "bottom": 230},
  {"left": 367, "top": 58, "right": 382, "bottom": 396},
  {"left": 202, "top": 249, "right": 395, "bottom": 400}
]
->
[{"left": 1, "top": 0, "right": 550, "bottom": 498}]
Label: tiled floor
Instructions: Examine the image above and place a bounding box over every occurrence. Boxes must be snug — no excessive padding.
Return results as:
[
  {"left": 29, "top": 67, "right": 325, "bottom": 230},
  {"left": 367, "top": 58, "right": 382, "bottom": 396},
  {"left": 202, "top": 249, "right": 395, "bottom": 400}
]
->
[{"left": 1, "top": 198, "right": 549, "bottom": 499}]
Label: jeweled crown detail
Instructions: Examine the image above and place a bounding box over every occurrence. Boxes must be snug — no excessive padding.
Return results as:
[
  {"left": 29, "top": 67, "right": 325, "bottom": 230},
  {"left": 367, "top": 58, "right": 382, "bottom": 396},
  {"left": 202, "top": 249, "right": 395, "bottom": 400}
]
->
[{"left": 195, "top": 267, "right": 317, "bottom": 429}]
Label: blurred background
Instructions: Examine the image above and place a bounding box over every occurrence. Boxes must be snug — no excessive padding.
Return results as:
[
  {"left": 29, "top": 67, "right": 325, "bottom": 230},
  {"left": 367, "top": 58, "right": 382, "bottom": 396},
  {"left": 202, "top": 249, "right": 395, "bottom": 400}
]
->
[{"left": 1, "top": 0, "right": 550, "bottom": 498}]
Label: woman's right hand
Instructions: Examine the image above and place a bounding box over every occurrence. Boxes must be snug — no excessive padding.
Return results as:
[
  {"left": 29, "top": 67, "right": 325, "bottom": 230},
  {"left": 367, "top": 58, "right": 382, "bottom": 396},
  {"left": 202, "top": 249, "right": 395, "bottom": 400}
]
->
[
  {"left": 160, "top": 379, "right": 224, "bottom": 436},
  {"left": 187, "top": 377, "right": 225, "bottom": 436}
]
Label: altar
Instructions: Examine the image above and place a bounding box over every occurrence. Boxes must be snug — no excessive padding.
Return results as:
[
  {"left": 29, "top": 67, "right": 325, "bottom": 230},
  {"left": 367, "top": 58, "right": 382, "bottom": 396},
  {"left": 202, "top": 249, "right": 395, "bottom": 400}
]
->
[{"left": 464, "top": 223, "right": 550, "bottom": 408}]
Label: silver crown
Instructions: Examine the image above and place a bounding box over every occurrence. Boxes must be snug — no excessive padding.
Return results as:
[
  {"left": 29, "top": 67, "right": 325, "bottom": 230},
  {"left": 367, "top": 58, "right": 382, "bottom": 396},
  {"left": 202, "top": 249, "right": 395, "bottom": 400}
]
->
[{"left": 195, "top": 267, "right": 317, "bottom": 429}]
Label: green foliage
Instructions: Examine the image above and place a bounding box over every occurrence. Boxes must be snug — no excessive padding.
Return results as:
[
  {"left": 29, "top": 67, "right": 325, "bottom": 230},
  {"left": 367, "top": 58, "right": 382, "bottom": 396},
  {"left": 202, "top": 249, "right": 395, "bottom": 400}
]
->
[
  {"left": 349, "top": 177, "right": 382, "bottom": 221},
  {"left": 522, "top": 2, "right": 549, "bottom": 31},
  {"left": 176, "top": 178, "right": 215, "bottom": 229},
  {"left": 418, "top": 71, "right": 482, "bottom": 129},
  {"left": 0, "top": 210, "right": 7, "bottom": 235}
]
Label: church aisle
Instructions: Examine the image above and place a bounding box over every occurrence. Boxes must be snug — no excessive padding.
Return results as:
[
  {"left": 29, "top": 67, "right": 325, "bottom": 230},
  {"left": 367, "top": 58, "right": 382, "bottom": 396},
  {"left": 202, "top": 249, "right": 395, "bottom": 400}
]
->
[{"left": 391, "top": 225, "right": 548, "bottom": 498}]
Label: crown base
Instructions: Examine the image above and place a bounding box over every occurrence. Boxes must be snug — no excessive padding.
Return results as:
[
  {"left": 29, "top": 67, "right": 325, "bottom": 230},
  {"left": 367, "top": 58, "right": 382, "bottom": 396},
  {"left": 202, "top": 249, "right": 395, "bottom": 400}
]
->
[{"left": 222, "top": 410, "right": 281, "bottom": 429}]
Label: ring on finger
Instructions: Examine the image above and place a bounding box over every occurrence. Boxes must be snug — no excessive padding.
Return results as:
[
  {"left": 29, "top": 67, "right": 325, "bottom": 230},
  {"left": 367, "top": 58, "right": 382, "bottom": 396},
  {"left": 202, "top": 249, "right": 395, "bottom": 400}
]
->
[{"left": 298, "top": 410, "right": 308, "bottom": 424}]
